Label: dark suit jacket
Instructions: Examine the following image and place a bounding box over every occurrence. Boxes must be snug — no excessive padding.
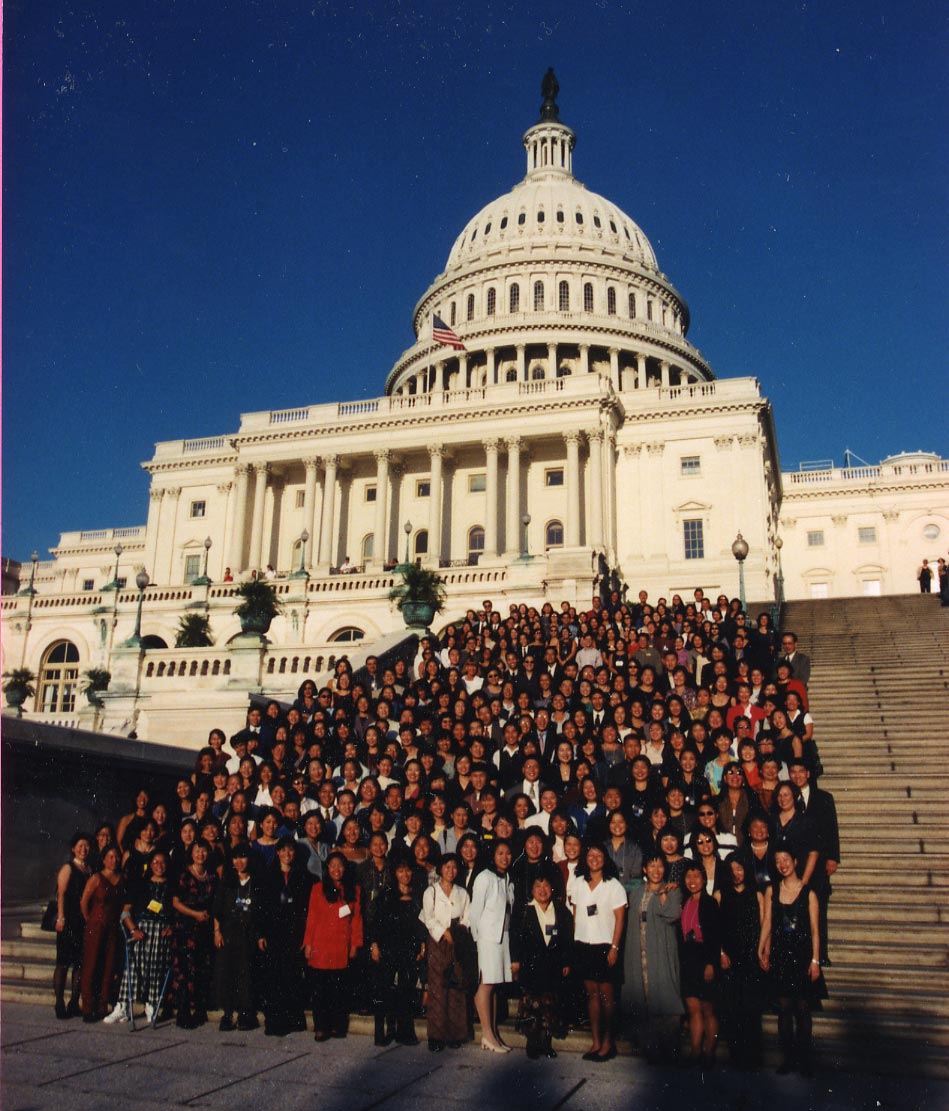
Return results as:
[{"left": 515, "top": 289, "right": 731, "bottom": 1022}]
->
[
  {"left": 779, "top": 651, "right": 811, "bottom": 686},
  {"left": 510, "top": 898, "right": 574, "bottom": 993},
  {"left": 803, "top": 786, "right": 840, "bottom": 863}
]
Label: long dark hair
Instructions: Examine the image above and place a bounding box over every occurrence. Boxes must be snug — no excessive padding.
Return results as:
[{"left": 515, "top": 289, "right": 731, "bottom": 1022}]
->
[{"left": 322, "top": 850, "right": 357, "bottom": 904}]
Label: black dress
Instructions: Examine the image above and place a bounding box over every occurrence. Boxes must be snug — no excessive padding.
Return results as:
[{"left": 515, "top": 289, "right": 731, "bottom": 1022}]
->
[
  {"left": 768, "top": 884, "right": 827, "bottom": 1008},
  {"left": 679, "top": 893, "right": 721, "bottom": 1001},
  {"left": 718, "top": 885, "right": 765, "bottom": 1065},
  {"left": 258, "top": 864, "right": 311, "bottom": 1035},
  {"left": 56, "top": 863, "right": 89, "bottom": 966}
]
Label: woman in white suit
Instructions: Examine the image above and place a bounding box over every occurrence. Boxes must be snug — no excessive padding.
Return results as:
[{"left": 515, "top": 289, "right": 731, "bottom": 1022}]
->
[{"left": 468, "top": 840, "right": 514, "bottom": 1052}]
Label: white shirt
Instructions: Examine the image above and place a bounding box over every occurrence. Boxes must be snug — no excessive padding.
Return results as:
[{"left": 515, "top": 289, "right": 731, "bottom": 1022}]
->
[
  {"left": 420, "top": 883, "right": 471, "bottom": 942},
  {"left": 571, "top": 876, "right": 627, "bottom": 945},
  {"left": 531, "top": 899, "right": 558, "bottom": 947}
]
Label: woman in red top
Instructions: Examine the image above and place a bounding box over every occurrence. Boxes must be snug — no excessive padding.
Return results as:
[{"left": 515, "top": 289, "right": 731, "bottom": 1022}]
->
[{"left": 303, "top": 851, "right": 363, "bottom": 1040}]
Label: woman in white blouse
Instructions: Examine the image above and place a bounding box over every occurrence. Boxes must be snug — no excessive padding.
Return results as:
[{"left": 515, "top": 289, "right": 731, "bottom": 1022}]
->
[
  {"left": 468, "top": 840, "right": 514, "bottom": 1052},
  {"left": 420, "top": 854, "right": 471, "bottom": 1052}
]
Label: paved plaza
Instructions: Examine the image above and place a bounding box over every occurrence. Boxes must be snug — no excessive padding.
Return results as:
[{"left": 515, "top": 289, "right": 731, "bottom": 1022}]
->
[{"left": 1, "top": 1002, "right": 943, "bottom": 1111}]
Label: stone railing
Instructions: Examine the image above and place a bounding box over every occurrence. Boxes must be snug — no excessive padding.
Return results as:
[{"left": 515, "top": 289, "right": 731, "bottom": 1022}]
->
[
  {"left": 183, "top": 436, "right": 229, "bottom": 453},
  {"left": 54, "top": 526, "right": 147, "bottom": 548},
  {"left": 786, "top": 460, "right": 949, "bottom": 486}
]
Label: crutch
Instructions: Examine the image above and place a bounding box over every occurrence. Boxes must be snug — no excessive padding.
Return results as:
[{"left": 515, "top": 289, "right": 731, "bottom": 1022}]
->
[
  {"left": 151, "top": 961, "right": 173, "bottom": 1029},
  {"left": 122, "top": 929, "right": 137, "bottom": 1032}
]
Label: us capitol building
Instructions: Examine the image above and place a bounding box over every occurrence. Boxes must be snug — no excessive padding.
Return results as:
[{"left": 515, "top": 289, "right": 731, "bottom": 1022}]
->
[{"left": 4, "top": 75, "right": 946, "bottom": 745}]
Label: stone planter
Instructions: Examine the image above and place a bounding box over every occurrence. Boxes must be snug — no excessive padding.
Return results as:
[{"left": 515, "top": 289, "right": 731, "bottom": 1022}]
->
[
  {"left": 401, "top": 601, "right": 437, "bottom": 629},
  {"left": 239, "top": 612, "right": 273, "bottom": 636},
  {"left": 4, "top": 686, "right": 28, "bottom": 713}
]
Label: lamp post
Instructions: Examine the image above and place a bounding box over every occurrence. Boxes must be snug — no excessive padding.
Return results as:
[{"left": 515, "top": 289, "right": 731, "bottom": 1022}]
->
[
  {"left": 192, "top": 537, "right": 213, "bottom": 586},
  {"left": 731, "top": 532, "right": 749, "bottom": 611},
  {"left": 103, "top": 542, "right": 123, "bottom": 591},
  {"left": 122, "top": 568, "right": 151, "bottom": 649},
  {"left": 396, "top": 520, "right": 413, "bottom": 570},
  {"left": 290, "top": 529, "right": 310, "bottom": 579},
  {"left": 18, "top": 550, "right": 39, "bottom": 668},
  {"left": 520, "top": 512, "right": 532, "bottom": 560},
  {"left": 773, "top": 536, "right": 785, "bottom": 628}
]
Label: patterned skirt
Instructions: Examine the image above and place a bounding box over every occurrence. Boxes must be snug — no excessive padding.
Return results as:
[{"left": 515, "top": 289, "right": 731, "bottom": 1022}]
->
[{"left": 118, "top": 918, "right": 173, "bottom": 1006}]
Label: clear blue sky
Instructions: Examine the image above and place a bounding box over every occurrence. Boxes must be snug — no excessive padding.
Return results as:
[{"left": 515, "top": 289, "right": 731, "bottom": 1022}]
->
[{"left": 4, "top": 1, "right": 947, "bottom": 562}]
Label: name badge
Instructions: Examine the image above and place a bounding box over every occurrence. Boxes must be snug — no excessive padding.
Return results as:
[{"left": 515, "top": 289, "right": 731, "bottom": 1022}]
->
[
  {"left": 146, "top": 899, "right": 164, "bottom": 915},
  {"left": 545, "top": 924, "right": 557, "bottom": 937},
  {"left": 587, "top": 904, "right": 599, "bottom": 917},
  {"left": 338, "top": 904, "right": 352, "bottom": 919}
]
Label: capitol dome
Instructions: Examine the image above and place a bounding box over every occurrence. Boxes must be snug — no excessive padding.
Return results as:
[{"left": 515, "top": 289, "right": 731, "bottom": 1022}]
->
[{"left": 385, "top": 72, "right": 713, "bottom": 397}]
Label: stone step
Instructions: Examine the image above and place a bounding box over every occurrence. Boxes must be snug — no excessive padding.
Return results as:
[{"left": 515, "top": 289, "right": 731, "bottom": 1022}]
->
[{"left": 829, "top": 900, "right": 946, "bottom": 924}]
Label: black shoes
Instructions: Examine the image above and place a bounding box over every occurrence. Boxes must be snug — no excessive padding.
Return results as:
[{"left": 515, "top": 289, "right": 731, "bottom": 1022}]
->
[{"left": 428, "top": 1039, "right": 445, "bottom": 1053}]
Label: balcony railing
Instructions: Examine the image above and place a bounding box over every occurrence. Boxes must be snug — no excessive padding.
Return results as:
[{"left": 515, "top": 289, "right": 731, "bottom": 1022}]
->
[{"left": 785, "top": 460, "right": 949, "bottom": 486}]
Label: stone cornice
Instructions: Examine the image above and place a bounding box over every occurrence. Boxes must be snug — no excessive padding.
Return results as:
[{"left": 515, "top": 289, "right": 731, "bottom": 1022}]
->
[{"left": 781, "top": 476, "right": 949, "bottom": 501}]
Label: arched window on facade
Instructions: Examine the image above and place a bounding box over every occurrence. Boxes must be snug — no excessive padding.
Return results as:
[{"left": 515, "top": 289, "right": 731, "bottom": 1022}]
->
[
  {"left": 545, "top": 520, "right": 565, "bottom": 549},
  {"left": 533, "top": 281, "right": 544, "bottom": 311},
  {"left": 414, "top": 530, "right": 429, "bottom": 559},
  {"left": 531, "top": 365, "right": 545, "bottom": 380},
  {"left": 466, "top": 293, "right": 475, "bottom": 321},
  {"left": 361, "top": 533, "right": 374, "bottom": 563},
  {"left": 468, "top": 526, "right": 485, "bottom": 566},
  {"left": 505, "top": 368, "right": 518, "bottom": 382},
  {"left": 38, "top": 640, "right": 80, "bottom": 713},
  {"left": 628, "top": 291, "right": 636, "bottom": 318},
  {"left": 486, "top": 288, "right": 496, "bottom": 316},
  {"left": 329, "top": 627, "right": 365, "bottom": 643},
  {"left": 607, "top": 287, "right": 616, "bottom": 315},
  {"left": 583, "top": 283, "right": 594, "bottom": 312},
  {"left": 509, "top": 284, "right": 520, "bottom": 313},
  {"left": 558, "top": 281, "right": 570, "bottom": 311}
]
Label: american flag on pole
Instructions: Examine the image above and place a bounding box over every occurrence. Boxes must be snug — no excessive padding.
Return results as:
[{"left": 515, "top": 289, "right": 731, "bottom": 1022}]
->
[{"left": 432, "top": 314, "right": 466, "bottom": 350}]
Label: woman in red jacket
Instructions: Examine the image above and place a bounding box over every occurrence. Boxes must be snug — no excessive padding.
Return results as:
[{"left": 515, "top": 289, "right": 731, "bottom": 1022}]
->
[{"left": 303, "top": 851, "right": 363, "bottom": 1040}]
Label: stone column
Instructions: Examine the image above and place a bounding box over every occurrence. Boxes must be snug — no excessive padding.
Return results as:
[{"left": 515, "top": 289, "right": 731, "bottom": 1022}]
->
[
  {"left": 317, "top": 455, "right": 339, "bottom": 570},
  {"left": 609, "top": 348, "right": 620, "bottom": 391},
  {"left": 505, "top": 436, "right": 523, "bottom": 556},
  {"left": 547, "top": 343, "right": 557, "bottom": 380},
  {"left": 144, "top": 488, "right": 164, "bottom": 580},
  {"left": 564, "top": 431, "right": 582, "bottom": 547},
  {"left": 248, "top": 463, "right": 270, "bottom": 573},
  {"left": 515, "top": 344, "right": 526, "bottom": 383},
  {"left": 587, "top": 429, "right": 604, "bottom": 549},
  {"left": 636, "top": 352, "right": 647, "bottom": 389},
  {"left": 603, "top": 429, "right": 617, "bottom": 561},
  {"left": 303, "top": 458, "right": 319, "bottom": 568},
  {"left": 660, "top": 360, "right": 670, "bottom": 389},
  {"left": 484, "top": 438, "right": 500, "bottom": 557},
  {"left": 580, "top": 344, "right": 590, "bottom": 377},
  {"left": 427, "top": 445, "right": 444, "bottom": 566},
  {"left": 229, "top": 464, "right": 251, "bottom": 571},
  {"left": 485, "top": 348, "right": 496, "bottom": 386},
  {"left": 457, "top": 353, "right": 468, "bottom": 390},
  {"left": 372, "top": 449, "right": 390, "bottom": 568},
  {"left": 217, "top": 481, "right": 233, "bottom": 577},
  {"left": 160, "top": 487, "right": 182, "bottom": 584}
]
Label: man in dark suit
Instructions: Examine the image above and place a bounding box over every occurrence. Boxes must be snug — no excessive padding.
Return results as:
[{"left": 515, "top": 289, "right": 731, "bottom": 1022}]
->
[
  {"left": 778, "top": 632, "right": 812, "bottom": 687},
  {"left": 789, "top": 760, "right": 839, "bottom": 963},
  {"left": 586, "top": 690, "right": 613, "bottom": 738}
]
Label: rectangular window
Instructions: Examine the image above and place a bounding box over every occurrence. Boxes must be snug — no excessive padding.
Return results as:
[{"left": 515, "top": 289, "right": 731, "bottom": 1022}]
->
[
  {"left": 807, "top": 530, "right": 825, "bottom": 547},
  {"left": 647, "top": 300, "right": 654, "bottom": 321},
  {"left": 683, "top": 519, "right": 704, "bottom": 560},
  {"left": 189, "top": 500, "right": 206, "bottom": 519},
  {"left": 82, "top": 579, "right": 95, "bottom": 592},
  {"left": 184, "top": 555, "right": 201, "bottom": 583},
  {"left": 680, "top": 456, "right": 701, "bottom": 476},
  {"left": 468, "top": 473, "right": 486, "bottom": 493},
  {"left": 416, "top": 480, "right": 430, "bottom": 498},
  {"left": 858, "top": 527, "right": 877, "bottom": 544},
  {"left": 295, "top": 490, "right": 306, "bottom": 508},
  {"left": 365, "top": 485, "right": 377, "bottom": 503},
  {"left": 810, "top": 583, "right": 829, "bottom": 599},
  {"left": 545, "top": 469, "right": 564, "bottom": 487}
]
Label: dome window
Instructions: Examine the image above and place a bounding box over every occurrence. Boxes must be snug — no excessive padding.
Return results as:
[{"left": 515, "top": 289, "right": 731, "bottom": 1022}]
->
[
  {"left": 505, "top": 368, "right": 518, "bottom": 382},
  {"left": 471, "top": 227, "right": 478, "bottom": 242},
  {"left": 624, "top": 226, "right": 631, "bottom": 240},
  {"left": 450, "top": 302, "right": 457, "bottom": 326},
  {"left": 558, "top": 281, "right": 570, "bottom": 311},
  {"left": 533, "top": 281, "right": 545, "bottom": 311},
  {"left": 583, "top": 283, "right": 594, "bottom": 312},
  {"left": 537, "top": 210, "right": 545, "bottom": 223},
  {"left": 647, "top": 300, "right": 654, "bottom": 321},
  {"left": 628, "top": 292, "right": 636, "bottom": 318},
  {"left": 607, "top": 287, "right": 617, "bottom": 316},
  {"left": 575, "top": 212, "right": 584, "bottom": 225},
  {"left": 609, "top": 220, "right": 617, "bottom": 233},
  {"left": 485, "top": 222, "right": 492, "bottom": 235},
  {"left": 518, "top": 212, "right": 526, "bottom": 226},
  {"left": 509, "top": 284, "right": 520, "bottom": 312},
  {"left": 486, "top": 288, "right": 496, "bottom": 316},
  {"left": 467, "top": 294, "right": 475, "bottom": 321},
  {"left": 593, "top": 215, "right": 602, "bottom": 228},
  {"left": 556, "top": 210, "right": 565, "bottom": 224},
  {"left": 500, "top": 216, "right": 508, "bottom": 230}
]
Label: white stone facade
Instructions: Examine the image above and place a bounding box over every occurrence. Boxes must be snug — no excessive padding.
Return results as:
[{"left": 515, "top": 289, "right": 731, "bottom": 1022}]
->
[{"left": 3, "top": 92, "right": 946, "bottom": 746}]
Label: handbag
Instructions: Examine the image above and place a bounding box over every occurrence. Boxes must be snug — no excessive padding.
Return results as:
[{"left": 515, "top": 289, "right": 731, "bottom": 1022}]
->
[{"left": 41, "top": 899, "right": 58, "bottom": 932}]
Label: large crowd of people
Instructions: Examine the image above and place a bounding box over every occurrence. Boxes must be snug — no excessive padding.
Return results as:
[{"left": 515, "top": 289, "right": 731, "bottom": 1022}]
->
[{"left": 50, "top": 588, "right": 840, "bottom": 1075}]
